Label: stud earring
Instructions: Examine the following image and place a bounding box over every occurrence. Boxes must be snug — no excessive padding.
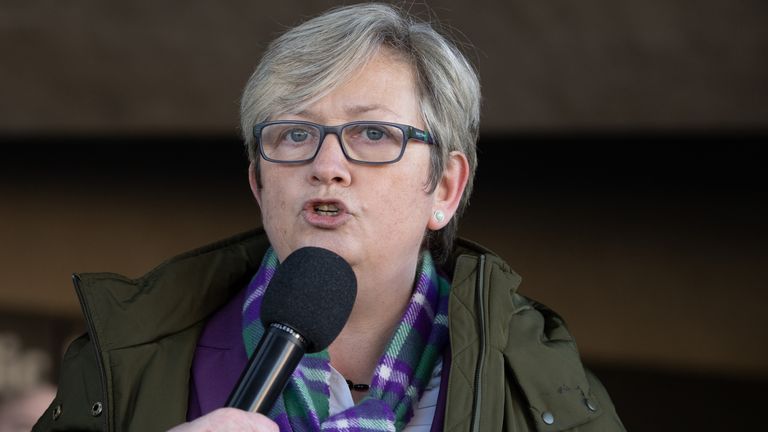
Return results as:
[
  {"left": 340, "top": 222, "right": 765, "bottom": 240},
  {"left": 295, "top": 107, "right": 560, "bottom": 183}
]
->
[{"left": 433, "top": 210, "right": 445, "bottom": 223}]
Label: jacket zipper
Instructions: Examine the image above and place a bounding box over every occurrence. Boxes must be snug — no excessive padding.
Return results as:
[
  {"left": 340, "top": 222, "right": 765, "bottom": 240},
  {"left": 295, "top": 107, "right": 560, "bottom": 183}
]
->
[
  {"left": 73, "top": 273, "right": 110, "bottom": 431},
  {"left": 470, "top": 254, "right": 486, "bottom": 432}
]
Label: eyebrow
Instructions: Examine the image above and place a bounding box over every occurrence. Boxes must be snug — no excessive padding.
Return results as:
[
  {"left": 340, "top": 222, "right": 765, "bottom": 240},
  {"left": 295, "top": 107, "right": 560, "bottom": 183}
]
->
[
  {"left": 344, "top": 104, "right": 397, "bottom": 116},
  {"left": 295, "top": 104, "right": 399, "bottom": 119}
]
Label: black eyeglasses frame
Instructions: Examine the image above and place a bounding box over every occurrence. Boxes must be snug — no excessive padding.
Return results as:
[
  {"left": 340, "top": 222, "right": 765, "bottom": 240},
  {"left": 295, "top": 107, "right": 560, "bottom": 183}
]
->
[{"left": 253, "top": 120, "right": 436, "bottom": 165}]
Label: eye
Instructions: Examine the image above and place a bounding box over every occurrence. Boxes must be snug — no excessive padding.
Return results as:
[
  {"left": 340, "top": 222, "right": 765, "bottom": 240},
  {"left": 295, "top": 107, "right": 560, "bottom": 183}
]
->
[
  {"left": 287, "top": 128, "right": 310, "bottom": 142},
  {"left": 364, "top": 127, "right": 384, "bottom": 141}
]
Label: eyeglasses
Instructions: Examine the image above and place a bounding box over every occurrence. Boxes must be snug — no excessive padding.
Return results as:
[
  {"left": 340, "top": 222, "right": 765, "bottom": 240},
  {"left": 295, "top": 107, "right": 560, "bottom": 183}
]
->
[{"left": 253, "top": 120, "right": 436, "bottom": 165}]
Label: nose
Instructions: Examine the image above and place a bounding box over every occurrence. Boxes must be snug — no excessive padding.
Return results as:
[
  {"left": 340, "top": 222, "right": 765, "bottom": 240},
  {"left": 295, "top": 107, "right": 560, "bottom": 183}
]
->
[{"left": 308, "top": 133, "right": 351, "bottom": 186}]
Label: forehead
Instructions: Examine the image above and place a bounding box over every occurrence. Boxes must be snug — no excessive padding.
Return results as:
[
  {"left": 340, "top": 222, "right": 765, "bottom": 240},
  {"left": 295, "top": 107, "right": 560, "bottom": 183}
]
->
[{"left": 279, "top": 50, "right": 421, "bottom": 124}]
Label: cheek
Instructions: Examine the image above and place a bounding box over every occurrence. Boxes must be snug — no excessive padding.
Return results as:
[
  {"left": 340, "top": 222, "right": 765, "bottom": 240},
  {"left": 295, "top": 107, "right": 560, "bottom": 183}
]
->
[
  {"left": 372, "top": 169, "right": 433, "bottom": 230},
  {"left": 259, "top": 169, "right": 291, "bottom": 213},
  {"left": 259, "top": 189, "right": 294, "bottom": 258},
  {"left": 257, "top": 174, "right": 293, "bottom": 236},
  {"left": 261, "top": 189, "right": 291, "bottom": 222}
]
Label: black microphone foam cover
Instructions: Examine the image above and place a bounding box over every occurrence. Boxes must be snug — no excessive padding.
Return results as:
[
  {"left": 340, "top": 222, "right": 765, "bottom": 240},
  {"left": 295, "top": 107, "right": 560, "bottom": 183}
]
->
[{"left": 261, "top": 247, "right": 357, "bottom": 353}]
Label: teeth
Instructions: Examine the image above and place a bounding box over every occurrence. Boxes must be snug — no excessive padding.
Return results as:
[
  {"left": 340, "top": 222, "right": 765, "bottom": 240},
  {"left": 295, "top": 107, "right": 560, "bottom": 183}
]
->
[
  {"left": 316, "top": 204, "right": 339, "bottom": 212},
  {"left": 315, "top": 203, "right": 340, "bottom": 215}
]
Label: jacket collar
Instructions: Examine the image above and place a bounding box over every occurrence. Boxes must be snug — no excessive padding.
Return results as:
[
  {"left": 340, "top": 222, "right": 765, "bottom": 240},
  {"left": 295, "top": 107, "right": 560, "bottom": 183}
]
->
[{"left": 75, "top": 228, "right": 270, "bottom": 351}]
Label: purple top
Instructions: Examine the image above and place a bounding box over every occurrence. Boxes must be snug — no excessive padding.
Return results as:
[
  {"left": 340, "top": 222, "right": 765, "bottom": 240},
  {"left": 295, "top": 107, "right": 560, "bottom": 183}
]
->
[
  {"left": 187, "top": 288, "right": 451, "bottom": 431},
  {"left": 187, "top": 288, "right": 248, "bottom": 419}
]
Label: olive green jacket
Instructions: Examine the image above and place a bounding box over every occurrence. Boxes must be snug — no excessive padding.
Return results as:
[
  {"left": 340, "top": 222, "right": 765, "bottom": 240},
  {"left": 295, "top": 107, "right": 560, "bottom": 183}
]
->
[{"left": 34, "top": 228, "right": 624, "bottom": 431}]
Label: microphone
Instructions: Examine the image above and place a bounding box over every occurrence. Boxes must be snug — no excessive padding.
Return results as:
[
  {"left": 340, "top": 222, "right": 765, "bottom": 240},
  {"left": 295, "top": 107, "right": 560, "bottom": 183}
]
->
[{"left": 226, "top": 246, "right": 357, "bottom": 414}]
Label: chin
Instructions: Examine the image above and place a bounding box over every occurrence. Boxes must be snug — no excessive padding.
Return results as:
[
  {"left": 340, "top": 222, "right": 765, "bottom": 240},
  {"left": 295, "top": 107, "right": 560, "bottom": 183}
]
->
[{"left": 287, "top": 236, "right": 359, "bottom": 267}]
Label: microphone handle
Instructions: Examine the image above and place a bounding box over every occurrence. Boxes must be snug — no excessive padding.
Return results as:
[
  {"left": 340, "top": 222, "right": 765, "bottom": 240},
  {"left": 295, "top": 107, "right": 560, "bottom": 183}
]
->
[{"left": 226, "top": 323, "right": 308, "bottom": 413}]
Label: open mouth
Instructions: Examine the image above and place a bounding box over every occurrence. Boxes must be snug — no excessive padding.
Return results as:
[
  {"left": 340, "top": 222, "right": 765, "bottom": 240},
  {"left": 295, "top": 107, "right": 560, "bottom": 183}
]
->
[
  {"left": 303, "top": 200, "right": 349, "bottom": 227},
  {"left": 314, "top": 203, "right": 340, "bottom": 216}
]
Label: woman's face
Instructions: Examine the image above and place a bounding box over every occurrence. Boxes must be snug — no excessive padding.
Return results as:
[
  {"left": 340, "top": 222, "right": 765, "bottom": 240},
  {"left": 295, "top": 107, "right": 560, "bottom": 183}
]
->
[{"left": 250, "top": 52, "right": 437, "bottom": 272}]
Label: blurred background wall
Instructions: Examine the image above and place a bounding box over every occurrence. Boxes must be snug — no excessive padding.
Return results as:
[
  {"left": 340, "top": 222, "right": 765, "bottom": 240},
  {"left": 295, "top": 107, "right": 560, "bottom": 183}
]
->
[{"left": 1, "top": 0, "right": 766, "bottom": 430}]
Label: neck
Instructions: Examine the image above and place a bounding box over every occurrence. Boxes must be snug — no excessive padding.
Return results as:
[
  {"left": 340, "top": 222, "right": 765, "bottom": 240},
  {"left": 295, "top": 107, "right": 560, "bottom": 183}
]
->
[{"left": 328, "top": 253, "right": 419, "bottom": 389}]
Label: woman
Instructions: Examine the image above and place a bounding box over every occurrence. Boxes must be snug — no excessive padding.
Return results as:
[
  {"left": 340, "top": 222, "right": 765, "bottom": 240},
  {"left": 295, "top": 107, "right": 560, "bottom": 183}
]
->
[{"left": 35, "top": 3, "right": 624, "bottom": 431}]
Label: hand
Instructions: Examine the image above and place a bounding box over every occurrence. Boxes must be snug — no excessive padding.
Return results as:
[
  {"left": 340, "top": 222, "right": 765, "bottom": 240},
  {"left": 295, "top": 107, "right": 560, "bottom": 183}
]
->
[{"left": 167, "top": 408, "right": 279, "bottom": 432}]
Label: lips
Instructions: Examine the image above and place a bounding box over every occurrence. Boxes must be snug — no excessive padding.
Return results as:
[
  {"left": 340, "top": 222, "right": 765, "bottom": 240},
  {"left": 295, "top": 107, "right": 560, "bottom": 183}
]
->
[
  {"left": 303, "top": 199, "right": 351, "bottom": 228},
  {"left": 305, "top": 199, "right": 348, "bottom": 215}
]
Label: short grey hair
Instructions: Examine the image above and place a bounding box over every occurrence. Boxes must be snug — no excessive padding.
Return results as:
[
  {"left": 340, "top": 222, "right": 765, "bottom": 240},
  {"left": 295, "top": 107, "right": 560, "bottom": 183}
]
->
[{"left": 241, "top": 2, "right": 481, "bottom": 263}]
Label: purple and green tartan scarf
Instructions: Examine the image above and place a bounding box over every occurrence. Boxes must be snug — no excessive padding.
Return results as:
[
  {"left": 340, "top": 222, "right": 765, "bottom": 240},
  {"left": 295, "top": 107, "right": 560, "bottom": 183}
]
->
[{"left": 242, "top": 247, "right": 451, "bottom": 432}]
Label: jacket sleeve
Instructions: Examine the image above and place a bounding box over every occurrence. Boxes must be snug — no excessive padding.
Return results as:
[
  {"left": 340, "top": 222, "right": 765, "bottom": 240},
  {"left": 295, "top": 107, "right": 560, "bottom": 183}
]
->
[
  {"left": 571, "top": 370, "right": 626, "bottom": 432},
  {"left": 501, "top": 294, "right": 627, "bottom": 432},
  {"left": 32, "top": 333, "right": 108, "bottom": 431}
]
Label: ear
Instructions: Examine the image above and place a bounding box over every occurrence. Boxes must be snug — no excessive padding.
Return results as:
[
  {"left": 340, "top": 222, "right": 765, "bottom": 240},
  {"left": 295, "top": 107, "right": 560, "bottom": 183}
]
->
[
  {"left": 428, "top": 151, "right": 470, "bottom": 230},
  {"left": 248, "top": 161, "right": 262, "bottom": 208}
]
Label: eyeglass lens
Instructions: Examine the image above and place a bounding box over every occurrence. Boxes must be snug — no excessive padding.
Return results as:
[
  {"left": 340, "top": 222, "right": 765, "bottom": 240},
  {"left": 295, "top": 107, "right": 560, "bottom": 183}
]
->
[{"left": 260, "top": 123, "right": 404, "bottom": 163}]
